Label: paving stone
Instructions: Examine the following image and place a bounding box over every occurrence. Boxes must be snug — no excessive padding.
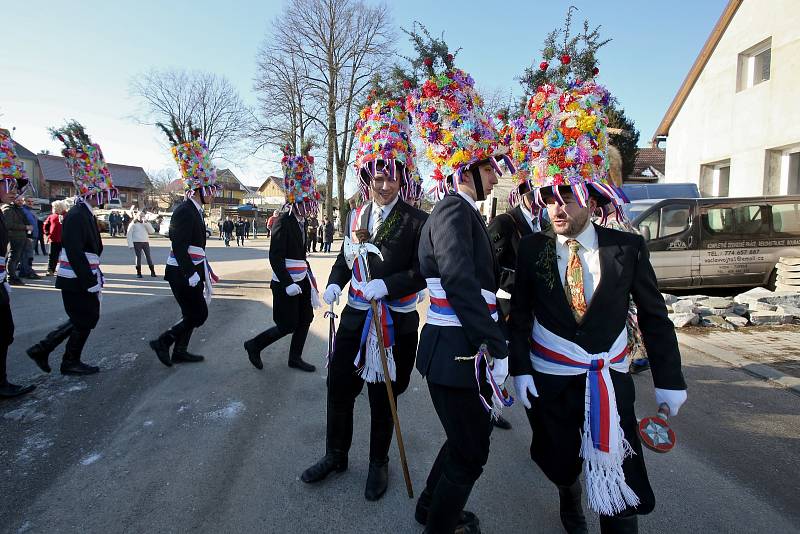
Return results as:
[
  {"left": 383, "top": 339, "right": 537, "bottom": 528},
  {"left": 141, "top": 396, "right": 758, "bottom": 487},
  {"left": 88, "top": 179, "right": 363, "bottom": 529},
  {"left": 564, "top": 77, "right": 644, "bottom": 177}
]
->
[
  {"left": 705, "top": 297, "right": 734, "bottom": 309},
  {"left": 750, "top": 301, "right": 778, "bottom": 312},
  {"left": 749, "top": 311, "right": 793, "bottom": 326},
  {"left": 672, "top": 300, "right": 695, "bottom": 314},
  {"left": 669, "top": 313, "right": 699, "bottom": 328},
  {"left": 725, "top": 315, "right": 749, "bottom": 328},
  {"left": 702, "top": 315, "right": 735, "bottom": 330},
  {"left": 679, "top": 295, "right": 710, "bottom": 304}
]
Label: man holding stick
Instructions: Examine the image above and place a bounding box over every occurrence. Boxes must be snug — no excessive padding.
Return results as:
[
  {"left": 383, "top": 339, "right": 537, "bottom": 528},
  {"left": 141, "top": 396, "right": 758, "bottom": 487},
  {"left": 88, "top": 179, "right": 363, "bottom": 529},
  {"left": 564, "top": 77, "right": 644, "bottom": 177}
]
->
[{"left": 301, "top": 96, "right": 426, "bottom": 502}]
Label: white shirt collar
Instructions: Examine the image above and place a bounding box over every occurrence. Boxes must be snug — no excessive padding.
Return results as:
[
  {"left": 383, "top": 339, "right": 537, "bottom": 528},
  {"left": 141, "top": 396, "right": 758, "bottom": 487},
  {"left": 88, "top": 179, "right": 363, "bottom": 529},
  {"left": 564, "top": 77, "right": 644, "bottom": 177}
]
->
[
  {"left": 520, "top": 204, "right": 540, "bottom": 232},
  {"left": 372, "top": 195, "right": 399, "bottom": 217},
  {"left": 457, "top": 191, "right": 478, "bottom": 211},
  {"left": 189, "top": 196, "right": 203, "bottom": 215},
  {"left": 556, "top": 220, "right": 598, "bottom": 252}
]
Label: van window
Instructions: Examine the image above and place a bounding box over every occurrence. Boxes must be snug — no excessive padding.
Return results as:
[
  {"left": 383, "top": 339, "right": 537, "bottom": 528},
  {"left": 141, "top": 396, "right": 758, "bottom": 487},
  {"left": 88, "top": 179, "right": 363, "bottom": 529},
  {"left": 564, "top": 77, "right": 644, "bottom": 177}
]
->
[
  {"left": 638, "top": 210, "right": 659, "bottom": 241},
  {"left": 773, "top": 203, "right": 800, "bottom": 234},
  {"left": 705, "top": 205, "right": 766, "bottom": 235},
  {"left": 660, "top": 205, "right": 690, "bottom": 236}
]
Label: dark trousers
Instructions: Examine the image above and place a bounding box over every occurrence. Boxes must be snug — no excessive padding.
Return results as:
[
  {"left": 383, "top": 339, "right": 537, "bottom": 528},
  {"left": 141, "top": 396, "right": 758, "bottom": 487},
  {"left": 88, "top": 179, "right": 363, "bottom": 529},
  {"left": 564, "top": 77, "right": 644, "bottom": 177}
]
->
[
  {"left": 236, "top": 234, "right": 244, "bottom": 246},
  {"left": 58, "top": 290, "right": 99, "bottom": 364},
  {"left": 8, "top": 238, "right": 26, "bottom": 279},
  {"left": 168, "top": 278, "right": 208, "bottom": 329},
  {"left": 248, "top": 279, "right": 313, "bottom": 359},
  {"left": 425, "top": 382, "right": 493, "bottom": 488},
  {"left": 323, "top": 241, "right": 332, "bottom": 253},
  {"left": 35, "top": 235, "right": 46, "bottom": 255},
  {"left": 47, "top": 242, "right": 62, "bottom": 273},
  {"left": 132, "top": 242, "right": 154, "bottom": 269},
  {"left": 526, "top": 370, "right": 656, "bottom": 516},
  {"left": 0, "top": 286, "right": 14, "bottom": 383},
  {"left": 223, "top": 232, "right": 232, "bottom": 246},
  {"left": 306, "top": 234, "right": 317, "bottom": 252},
  {"left": 326, "top": 328, "right": 417, "bottom": 461}
]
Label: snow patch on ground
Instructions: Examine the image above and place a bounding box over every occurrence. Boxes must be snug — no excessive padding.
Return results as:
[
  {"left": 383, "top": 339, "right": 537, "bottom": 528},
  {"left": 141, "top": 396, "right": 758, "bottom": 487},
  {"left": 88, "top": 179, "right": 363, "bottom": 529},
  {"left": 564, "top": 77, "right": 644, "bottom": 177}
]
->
[
  {"left": 98, "top": 352, "right": 138, "bottom": 368},
  {"left": 80, "top": 452, "right": 102, "bottom": 466},
  {"left": 205, "top": 401, "right": 246, "bottom": 421},
  {"left": 17, "top": 520, "right": 32, "bottom": 533},
  {"left": 16, "top": 432, "right": 54, "bottom": 463},
  {"left": 143, "top": 420, "right": 154, "bottom": 427}
]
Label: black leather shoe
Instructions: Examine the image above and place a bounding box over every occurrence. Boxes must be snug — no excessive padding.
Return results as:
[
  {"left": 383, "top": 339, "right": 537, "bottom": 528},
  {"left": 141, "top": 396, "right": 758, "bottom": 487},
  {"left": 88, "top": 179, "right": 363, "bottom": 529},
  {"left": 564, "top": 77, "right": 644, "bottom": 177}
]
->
[
  {"left": 0, "top": 382, "right": 36, "bottom": 398},
  {"left": 492, "top": 415, "right": 512, "bottom": 430},
  {"left": 149, "top": 338, "right": 172, "bottom": 367},
  {"left": 23, "top": 272, "right": 41, "bottom": 279},
  {"left": 600, "top": 514, "right": 638, "bottom": 534},
  {"left": 288, "top": 357, "right": 315, "bottom": 372},
  {"left": 415, "top": 489, "right": 479, "bottom": 529},
  {"left": 244, "top": 340, "right": 263, "bottom": 370},
  {"left": 364, "top": 459, "right": 389, "bottom": 501},
  {"left": 8, "top": 278, "right": 24, "bottom": 286},
  {"left": 60, "top": 362, "right": 100, "bottom": 375},
  {"left": 172, "top": 350, "right": 204, "bottom": 363},
  {"left": 301, "top": 453, "right": 348, "bottom": 483},
  {"left": 27, "top": 347, "right": 52, "bottom": 373}
]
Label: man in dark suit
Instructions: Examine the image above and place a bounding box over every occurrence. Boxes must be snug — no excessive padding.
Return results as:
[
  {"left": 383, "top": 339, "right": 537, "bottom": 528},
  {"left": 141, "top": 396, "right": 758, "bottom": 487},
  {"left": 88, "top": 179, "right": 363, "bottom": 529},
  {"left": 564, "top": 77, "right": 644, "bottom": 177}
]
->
[
  {"left": 301, "top": 162, "right": 427, "bottom": 501},
  {"left": 415, "top": 160, "right": 510, "bottom": 534},
  {"left": 243, "top": 144, "right": 320, "bottom": 374},
  {"left": 0, "top": 133, "right": 36, "bottom": 397},
  {"left": 509, "top": 186, "right": 687, "bottom": 534},
  {"left": 150, "top": 121, "right": 220, "bottom": 367}
]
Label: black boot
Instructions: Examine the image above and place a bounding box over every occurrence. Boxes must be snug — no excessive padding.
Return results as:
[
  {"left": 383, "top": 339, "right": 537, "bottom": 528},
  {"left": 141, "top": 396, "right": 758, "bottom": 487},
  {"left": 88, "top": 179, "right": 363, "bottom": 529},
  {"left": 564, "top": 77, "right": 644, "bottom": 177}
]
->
[
  {"left": 492, "top": 414, "right": 512, "bottom": 430},
  {"left": 136, "top": 266, "right": 142, "bottom": 278},
  {"left": 172, "top": 327, "right": 204, "bottom": 363},
  {"left": 415, "top": 489, "right": 479, "bottom": 530},
  {"left": 558, "top": 481, "right": 588, "bottom": 534},
  {"left": 424, "top": 474, "right": 479, "bottom": 534},
  {"left": 599, "top": 514, "right": 639, "bottom": 534},
  {"left": 301, "top": 404, "right": 352, "bottom": 483},
  {"left": 149, "top": 321, "right": 186, "bottom": 367},
  {"left": 0, "top": 346, "right": 35, "bottom": 398},
  {"left": 287, "top": 323, "right": 315, "bottom": 372},
  {"left": 60, "top": 329, "right": 99, "bottom": 375},
  {"left": 364, "top": 458, "right": 389, "bottom": 501},
  {"left": 26, "top": 321, "right": 73, "bottom": 373},
  {"left": 149, "top": 264, "right": 157, "bottom": 277},
  {"left": 244, "top": 327, "right": 282, "bottom": 370}
]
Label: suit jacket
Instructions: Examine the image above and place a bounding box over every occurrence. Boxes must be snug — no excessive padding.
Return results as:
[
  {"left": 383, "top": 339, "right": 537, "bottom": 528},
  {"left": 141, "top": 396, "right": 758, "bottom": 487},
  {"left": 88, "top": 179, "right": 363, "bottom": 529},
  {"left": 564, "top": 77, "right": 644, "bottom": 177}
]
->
[
  {"left": 0, "top": 211, "right": 8, "bottom": 308},
  {"left": 509, "top": 224, "right": 686, "bottom": 393},
  {"left": 269, "top": 212, "right": 307, "bottom": 289},
  {"left": 488, "top": 205, "right": 537, "bottom": 297},
  {"left": 165, "top": 199, "right": 207, "bottom": 283},
  {"left": 416, "top": 194, "right": 507, "bottom": 388},
  {"left": 55, "top": 203, "right": 103, "bottom": 292},
  {"left": 328, "top": 199, "right": 427, "bottom": 335}
]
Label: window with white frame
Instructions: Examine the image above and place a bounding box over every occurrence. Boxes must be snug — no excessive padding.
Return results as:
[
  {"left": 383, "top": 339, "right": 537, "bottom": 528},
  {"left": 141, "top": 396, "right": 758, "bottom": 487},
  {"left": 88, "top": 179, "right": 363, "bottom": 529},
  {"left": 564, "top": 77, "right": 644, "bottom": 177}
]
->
[
  {"left": 699, "top": 160, "right": 731, "bottom": 197},
  {"left": 737, "top": 38, "right": 771, "bottom": 91}
]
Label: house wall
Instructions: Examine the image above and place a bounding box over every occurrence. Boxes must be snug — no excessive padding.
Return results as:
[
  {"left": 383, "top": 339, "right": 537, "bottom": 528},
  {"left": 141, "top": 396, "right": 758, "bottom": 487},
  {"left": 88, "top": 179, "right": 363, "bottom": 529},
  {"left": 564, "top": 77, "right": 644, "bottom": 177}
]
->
[{"left": 664, "top": 0, "right": 800, "bottom": 196}]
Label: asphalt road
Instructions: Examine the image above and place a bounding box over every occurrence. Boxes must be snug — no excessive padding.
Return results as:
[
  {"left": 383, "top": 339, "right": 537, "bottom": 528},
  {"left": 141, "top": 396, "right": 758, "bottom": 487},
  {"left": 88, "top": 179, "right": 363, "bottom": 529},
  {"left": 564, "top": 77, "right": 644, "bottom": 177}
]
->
[{"left": 1, "top": 237, "right": 798, "bottom": 534}]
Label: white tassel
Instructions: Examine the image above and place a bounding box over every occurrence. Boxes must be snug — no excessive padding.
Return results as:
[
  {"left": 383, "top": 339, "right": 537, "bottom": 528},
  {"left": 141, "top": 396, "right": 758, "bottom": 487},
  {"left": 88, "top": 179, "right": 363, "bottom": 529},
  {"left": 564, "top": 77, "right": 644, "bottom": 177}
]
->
[
  {"left": 355, "top": 327, "right": 396, "bottom": 384},
  {"left": 310, "top": 286, "right": 321, "bottom": 309}
]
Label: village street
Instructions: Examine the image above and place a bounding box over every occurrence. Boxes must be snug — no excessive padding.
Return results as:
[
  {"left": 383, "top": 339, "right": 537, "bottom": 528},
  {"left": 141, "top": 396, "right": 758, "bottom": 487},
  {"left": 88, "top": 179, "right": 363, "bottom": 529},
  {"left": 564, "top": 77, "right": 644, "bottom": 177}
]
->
[{"left": 1, "top": 238, "right": 798, "bottom": 534}]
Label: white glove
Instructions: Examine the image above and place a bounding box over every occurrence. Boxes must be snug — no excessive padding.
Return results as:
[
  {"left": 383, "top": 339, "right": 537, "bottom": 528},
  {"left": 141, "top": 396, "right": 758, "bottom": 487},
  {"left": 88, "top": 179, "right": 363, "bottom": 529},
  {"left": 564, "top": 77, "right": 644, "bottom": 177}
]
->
[
  {"left": 514, "top": 375, "right": 539, "bottom": 409},
  {"left": 285, "top": 283, "right": 302, "bottom": 297},
  {"left": 323, "top": 284, "right": 341, "bottom": 305},
  {"left": 417, "top": 290, "right": 427, "bottom": 303},
  {"left": 654, "top": 388, "right": 687, "bottom": 416},
  {"left": 490, "top": 357, "right": 509, "bottom": 386},
  {"left": 362, "top": 279, "right": 388, "bottom": 301},
  {"left": 87, "top": 283, "right": 102, "bottom": 293},
  {"left": 188, "top": 272, "right": 201, "bottom": 287}
]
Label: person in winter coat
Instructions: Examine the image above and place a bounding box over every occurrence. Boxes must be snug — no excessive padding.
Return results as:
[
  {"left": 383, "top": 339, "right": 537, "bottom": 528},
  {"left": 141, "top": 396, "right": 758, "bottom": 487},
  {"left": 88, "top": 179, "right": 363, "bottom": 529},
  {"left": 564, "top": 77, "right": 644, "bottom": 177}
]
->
[
  {"left": 235, "top": 217, "right": 246, "bottom": 246},
  {"left": 43, "top": 200, "right": 67, "bottom": 276},
  {"left": 2, "top": 197, "right": 30, "bottom": 285},
  {"left": 127, "top": 213, "right": 156, "bottom": 278},
  {"left": 222, "top": 217, "right": 234, "bottom": 246}
]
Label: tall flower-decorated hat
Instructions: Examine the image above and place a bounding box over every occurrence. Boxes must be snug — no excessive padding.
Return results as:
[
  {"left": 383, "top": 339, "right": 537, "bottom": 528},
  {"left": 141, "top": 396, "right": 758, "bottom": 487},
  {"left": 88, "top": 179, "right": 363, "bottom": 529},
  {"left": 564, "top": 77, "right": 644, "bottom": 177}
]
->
[
  {"left": 281, "top": 140, "right": 320, "bottom": 217},
  {"left": 403, "top": 24, "right": 515, "bottom": 199},
  {"left": 512, "top": 7, "right": 628, "bottom": 217},
  {"left": 354, "top": 89, "right": 421, "bottom": 203},
  {"left": 49, "top": 121, "right": 117, "bottom": 203},
  {"left": 158, "top": 117, "right": 220, "bottom": 199},
  {"left": 0, "top": 128, "right": 29, "bottom": 193}
]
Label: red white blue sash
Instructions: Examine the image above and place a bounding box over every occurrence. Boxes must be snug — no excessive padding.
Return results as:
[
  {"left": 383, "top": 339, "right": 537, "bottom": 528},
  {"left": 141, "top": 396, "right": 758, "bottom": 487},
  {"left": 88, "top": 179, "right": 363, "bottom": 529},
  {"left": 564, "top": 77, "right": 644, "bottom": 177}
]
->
[
  {"left": 530, "top": 320, "right": 639, "bottom": 515},
  {"left": 167, "top": 245, "right": 218, "bottom": 304},
  {"left": 424, "top": 278, "right": 498, "bottom": 327},
  {"left": 270, "top": 258, "right": 321, "bottom": 308}
]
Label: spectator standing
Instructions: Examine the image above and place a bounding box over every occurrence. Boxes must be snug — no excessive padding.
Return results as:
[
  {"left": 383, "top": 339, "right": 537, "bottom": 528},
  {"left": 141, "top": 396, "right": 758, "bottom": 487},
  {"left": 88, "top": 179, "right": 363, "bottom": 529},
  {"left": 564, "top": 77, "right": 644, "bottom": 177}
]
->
[
  {"left": 252, "top": 217, "right": 259, "bottom": 239},
  {"left": 43, "top": 200, "right": 66, "bottom": 276},
  {"left": 35, "top": 216, "right": 47, "bottom": 255},
  {"left": 306, "top": 215, "right": 319, "bottom": 253},
  {"left": 127, "top": 212, "right": 156, "bottom": 278},
  {"left": 121, "top": 212, "right": 131, "bottom": 236},
  {"left": 108, "top": 211, "right": 119, "bottom": 237},
  {"left": 266, "top": 210, "right": 278, "bottom": 238},
  {"left": 244, "top": 219, "right": 251, "bottom": 239},
  {"left": 235, "top": 217, "right": 246, "bottom": 246},
  {"left": 1, "top": 195, "right": 28, "bottom": 285},
  {"left": 222, "top": 217, "right": 234, "bottom": 246},
  {"left": 323, "top": 217, "right": 334, "bottom": 253},
  {"left": 20, "top": 197, "right": 40, "bottom": 279}
]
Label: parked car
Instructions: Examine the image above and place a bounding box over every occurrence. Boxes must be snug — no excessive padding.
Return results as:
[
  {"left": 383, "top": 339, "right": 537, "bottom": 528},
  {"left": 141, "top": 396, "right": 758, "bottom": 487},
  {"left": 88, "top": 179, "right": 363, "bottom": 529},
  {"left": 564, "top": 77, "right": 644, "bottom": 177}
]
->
[
  {"left": 158, "top": 215, "right": 212, "bottom": 238},
  {"left": 629, "top": 195, "right": 800, "bottom": 290},
  {"left": 95, "top": 212, "right": 110, "bottom": 233},
  {"left": 622, "top": 182, "right": 700, "bottom": 201}
]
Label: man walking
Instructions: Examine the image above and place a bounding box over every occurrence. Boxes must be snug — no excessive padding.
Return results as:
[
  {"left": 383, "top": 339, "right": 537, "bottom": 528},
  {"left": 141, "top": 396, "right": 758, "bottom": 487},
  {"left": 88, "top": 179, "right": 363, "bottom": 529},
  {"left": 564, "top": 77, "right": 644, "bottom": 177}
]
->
[
  {"left": 301, "top": 97, "right": 427, "bottom": 501},
  {"left": 235, "top": 217, "right": 245, "bottom": 246},
  {"left": 222, "top": 216, "right": 234, "bottom": 246},
  {"left": 150, "top": 120, "right": 219, "bottom": 367},
  {"left": 19, "top": 196, "right": 41, "bottom": 279},
  {"left": 2, "top": 195, "right": 29, "bottom": 286}
]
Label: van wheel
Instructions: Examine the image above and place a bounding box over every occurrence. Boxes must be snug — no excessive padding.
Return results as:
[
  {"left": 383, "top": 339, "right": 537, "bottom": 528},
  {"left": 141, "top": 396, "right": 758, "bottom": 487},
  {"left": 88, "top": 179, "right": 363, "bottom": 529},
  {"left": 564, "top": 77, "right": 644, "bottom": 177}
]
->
[{"left": 766, "top": 268, "right": 778, "bottom": 291}]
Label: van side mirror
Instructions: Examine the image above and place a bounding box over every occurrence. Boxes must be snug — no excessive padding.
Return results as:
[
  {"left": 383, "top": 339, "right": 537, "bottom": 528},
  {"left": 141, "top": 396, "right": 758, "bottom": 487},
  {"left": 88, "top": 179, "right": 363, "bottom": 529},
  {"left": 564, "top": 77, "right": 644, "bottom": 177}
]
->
[{"left": 639, "top": 225, "right": 651, "bottom": 241}]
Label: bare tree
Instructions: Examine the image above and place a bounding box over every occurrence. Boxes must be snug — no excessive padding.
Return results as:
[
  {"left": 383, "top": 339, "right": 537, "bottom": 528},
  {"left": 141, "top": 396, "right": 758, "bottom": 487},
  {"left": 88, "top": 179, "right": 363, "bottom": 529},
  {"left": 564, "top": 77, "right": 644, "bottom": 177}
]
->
[
  {"left": 266, "top": 0, "right": 394, "bottom": 220},
  {"left": 130, "top": 69, "right": 251, "bottom": 160},
  {"left": 144, "top": 167, "right": 180, "bottom": 210}
]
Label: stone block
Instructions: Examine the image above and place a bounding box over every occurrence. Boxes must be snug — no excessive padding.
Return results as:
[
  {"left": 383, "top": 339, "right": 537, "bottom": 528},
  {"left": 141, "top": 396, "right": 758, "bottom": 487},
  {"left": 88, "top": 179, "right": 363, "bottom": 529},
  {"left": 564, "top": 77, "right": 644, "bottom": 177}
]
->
[
  {"left": 668, "top": 313, "right": 699, "bottom": 328},
  {"left": 756, "top": 290, "right": 800, "bottom": 307},
  {"left": 709, "top": 306, "right": 734, "bottom": 316},
  {"left": 695, "top": 306, "right": 713, "bottom": 317},
  {"left": 750, "top": 301, "right": 778, "bottom": 312},
  {"left": 702, "top": 315, "right": 735, "bottom": 330},
  {"left": 734, "top": 287, "right": 772, "bottom": 307},
  {"left": 662, "top": 293, "right": 678, "bottom": 305},
  {"left": 724, "top": 315, "right": 749, "bottom": 328},
  {"left": 672, "top": 300, "right": 696, "bottom": 314},
  {"left": 749, "top": 311, "right": 793, "bottom": 326},
  {"left": 704, "top": 297, "right": 734, "bottom": 309}
]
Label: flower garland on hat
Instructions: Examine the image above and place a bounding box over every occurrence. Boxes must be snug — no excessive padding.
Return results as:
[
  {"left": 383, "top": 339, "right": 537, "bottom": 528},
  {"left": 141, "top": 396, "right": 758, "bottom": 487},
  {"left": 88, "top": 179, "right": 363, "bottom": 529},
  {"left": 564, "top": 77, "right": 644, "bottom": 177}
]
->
[
  {"left": 402, "top": 23, "right": 515, "bottom": 199},
  {"left": 158, "top": 117, "right": 219, "bottom": 200},
  {"left": 49, "top": 121, "right": 117, "bottom": 204},
  {"left": 281, "top": 140, "right": 321, "bottom": 217},
  {"left": 0, "top": 128, "right": 29, "bottom": 193}
]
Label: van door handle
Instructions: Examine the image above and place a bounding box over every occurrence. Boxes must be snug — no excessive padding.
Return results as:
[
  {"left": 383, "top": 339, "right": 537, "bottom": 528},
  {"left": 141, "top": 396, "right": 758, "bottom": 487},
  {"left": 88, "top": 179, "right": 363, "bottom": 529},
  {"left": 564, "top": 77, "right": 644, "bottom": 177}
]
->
[{"left": 687, "top": 235, "right": 694, "bottom": 248}]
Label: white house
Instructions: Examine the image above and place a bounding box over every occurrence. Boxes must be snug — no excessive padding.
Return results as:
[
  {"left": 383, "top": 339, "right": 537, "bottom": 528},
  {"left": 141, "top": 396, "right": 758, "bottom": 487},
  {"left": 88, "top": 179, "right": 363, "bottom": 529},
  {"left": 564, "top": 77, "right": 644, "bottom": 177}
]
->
[{"left": 654, "top": 0, "right": 800, "bottom": 197}]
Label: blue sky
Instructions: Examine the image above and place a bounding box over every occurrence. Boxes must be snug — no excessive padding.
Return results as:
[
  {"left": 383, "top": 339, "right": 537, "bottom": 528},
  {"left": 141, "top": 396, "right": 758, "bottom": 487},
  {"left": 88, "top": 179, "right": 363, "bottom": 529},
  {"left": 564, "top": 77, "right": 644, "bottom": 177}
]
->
[{"left": 1, "top": 0, "right": 728, "bottom": 187}]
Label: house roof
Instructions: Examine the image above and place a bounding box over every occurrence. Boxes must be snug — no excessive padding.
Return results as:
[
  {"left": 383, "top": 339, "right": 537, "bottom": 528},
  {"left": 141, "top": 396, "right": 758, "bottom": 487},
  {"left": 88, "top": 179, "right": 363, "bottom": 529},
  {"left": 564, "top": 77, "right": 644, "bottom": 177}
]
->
[
  {"left": 631, "top": 147, "right": 666, "bottom": 177},
  {"left": 37, "top": 154, "right": 149, "bottom": 190},
  {"left": 256, "top": 175, "right": 284, "bottom": 193},
  {"left": 652, "top": 0, "right": 743, "bottom": 142},
  {"left": 216, "top": 168, "right": 253, "bottom": 193},
  {"left": 12, "top": 141, "right": 36, "bottom": 159}
]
